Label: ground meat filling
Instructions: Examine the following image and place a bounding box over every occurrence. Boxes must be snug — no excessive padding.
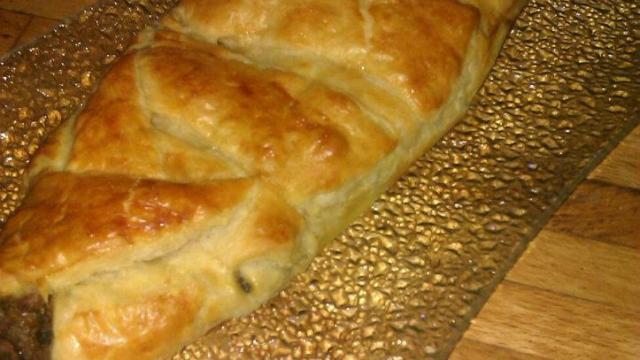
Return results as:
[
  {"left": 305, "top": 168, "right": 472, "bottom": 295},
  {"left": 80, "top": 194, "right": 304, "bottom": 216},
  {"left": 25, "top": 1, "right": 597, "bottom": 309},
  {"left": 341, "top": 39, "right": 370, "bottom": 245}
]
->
[{"left": 0, "top": 293, "right": 52, "bottom": 360}]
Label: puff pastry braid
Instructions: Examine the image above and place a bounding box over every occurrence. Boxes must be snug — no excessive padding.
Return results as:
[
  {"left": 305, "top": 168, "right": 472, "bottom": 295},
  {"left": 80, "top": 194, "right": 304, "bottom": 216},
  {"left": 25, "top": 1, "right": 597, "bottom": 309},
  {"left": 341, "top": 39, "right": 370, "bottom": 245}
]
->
[{"left": 0, "top": 1, "right": 526, "bottom": 359}]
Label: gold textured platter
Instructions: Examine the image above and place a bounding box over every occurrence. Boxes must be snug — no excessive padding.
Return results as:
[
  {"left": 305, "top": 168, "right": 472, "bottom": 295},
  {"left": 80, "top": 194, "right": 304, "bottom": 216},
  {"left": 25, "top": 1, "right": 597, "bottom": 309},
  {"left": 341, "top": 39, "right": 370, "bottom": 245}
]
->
[{"left": 0, "top": 0, "right": 638, "bottom": 359}]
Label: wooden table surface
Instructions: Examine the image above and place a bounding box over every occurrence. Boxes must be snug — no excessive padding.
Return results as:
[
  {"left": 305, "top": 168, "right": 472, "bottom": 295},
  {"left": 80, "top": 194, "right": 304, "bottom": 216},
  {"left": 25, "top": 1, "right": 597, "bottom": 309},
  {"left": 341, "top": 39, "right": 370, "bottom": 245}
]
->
[{"left": 1, "top": 2, "right": 639, "bottom": 359}]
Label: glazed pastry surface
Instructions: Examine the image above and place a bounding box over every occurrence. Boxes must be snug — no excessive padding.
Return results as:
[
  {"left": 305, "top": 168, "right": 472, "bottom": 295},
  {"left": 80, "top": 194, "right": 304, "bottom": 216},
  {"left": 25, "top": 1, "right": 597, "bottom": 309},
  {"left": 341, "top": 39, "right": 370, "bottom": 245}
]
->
[{"left": 0, "top": 1, "right": 526, "bottom": 359}]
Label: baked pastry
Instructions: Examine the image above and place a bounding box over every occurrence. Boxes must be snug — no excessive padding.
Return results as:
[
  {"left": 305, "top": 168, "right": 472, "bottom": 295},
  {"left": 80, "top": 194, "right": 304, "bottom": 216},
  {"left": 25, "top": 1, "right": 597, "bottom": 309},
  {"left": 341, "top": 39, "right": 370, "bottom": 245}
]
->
[{"left": 0, "top": 1, "right": 526, "bottom": 359}]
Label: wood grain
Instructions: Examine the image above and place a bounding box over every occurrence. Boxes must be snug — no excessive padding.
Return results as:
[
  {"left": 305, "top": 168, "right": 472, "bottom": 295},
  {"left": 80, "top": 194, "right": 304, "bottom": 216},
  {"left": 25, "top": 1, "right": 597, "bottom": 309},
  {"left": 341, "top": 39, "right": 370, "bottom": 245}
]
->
[
  {"left": 545, "top": 180, "right": 640, "bottom": 248},
  {"left": 0, "top": 0, "right": 94, "bottom": 20},
  {"left": 590, "top": 126, "right": 640, "bottom": 190},
  {"left": 507, "top": 230, "right": 640, "bottom": 311},
  {"left": 457, "top": 123, "right": 640, "bottom": 359},
  {"left": 450, "top": 339, "right": 549, "bottom": 360},
  {"left": 0, "top": 8, "right": 29, "bottom": 53},
  {"left": 14, "top": 15, "right": 57, "bottom": 47},
  {"left": 464, "top": 281, "right": 640, "bottom": 359}
]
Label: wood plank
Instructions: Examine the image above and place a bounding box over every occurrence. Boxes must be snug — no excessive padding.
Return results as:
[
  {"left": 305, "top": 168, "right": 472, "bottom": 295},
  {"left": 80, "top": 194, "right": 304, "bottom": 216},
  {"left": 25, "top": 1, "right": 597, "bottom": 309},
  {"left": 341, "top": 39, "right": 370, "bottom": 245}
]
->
[
  {"left": 450, "top": 339, "right": 549, "bottom": 360},
  {"left": 590, "top": 125, "right": 640, "bottom": 190},
  {"left": 14, "top": 15, "right": 57, "bottom": 48},
  {"left": 506, "top": 230, "right": 640, "bottom": 311},
  {"left": 464, "top": 281, "right": 640, "bottom": 360},
  {"left": 0, "top": 0, "right": 95, "bottom": 20},
  {"left": 545, "top": 180, "right": 640, "bottom": 248},
  {"left": 0, "top": 8, "right": 29, "bottom": 53}
]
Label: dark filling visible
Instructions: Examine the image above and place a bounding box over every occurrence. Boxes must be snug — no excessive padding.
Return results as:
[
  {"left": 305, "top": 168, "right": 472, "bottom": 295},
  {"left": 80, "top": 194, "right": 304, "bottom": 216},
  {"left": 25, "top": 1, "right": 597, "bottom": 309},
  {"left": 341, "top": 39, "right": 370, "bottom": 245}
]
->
[
  {"left": 234, "top": 271, "right": 253, "bottom": 294},
  {"left": 0, "top": 293, "right": 52, "bottom": 360}
]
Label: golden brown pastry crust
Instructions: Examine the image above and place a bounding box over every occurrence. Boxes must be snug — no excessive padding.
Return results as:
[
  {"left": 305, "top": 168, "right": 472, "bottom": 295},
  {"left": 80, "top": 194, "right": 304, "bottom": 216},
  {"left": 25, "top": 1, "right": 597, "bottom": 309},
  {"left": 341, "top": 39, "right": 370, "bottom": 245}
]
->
[{"left": 0, "top": 1, "right": 527, "bottom": 359}]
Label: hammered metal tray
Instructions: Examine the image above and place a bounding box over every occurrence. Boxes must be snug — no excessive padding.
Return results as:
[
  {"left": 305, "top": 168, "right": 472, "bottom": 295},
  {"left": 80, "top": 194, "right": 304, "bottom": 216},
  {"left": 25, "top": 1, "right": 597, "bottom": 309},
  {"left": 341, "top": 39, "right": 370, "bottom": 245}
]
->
[{"left": 0, "top": 0, "right": 638, "bottom": 359}]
